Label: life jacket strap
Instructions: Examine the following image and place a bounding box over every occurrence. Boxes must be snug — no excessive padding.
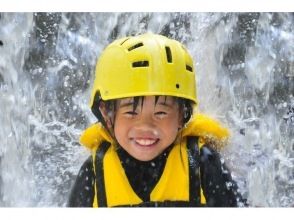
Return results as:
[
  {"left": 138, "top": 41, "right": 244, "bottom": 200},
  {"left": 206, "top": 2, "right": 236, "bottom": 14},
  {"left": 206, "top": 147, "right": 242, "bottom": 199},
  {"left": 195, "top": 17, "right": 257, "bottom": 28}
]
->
[
  {"left": 95, "top": 141, "right": 111, "bottom": 207},
  {"left": 187, "top": 136, "right": 201, "bottom": 206}
]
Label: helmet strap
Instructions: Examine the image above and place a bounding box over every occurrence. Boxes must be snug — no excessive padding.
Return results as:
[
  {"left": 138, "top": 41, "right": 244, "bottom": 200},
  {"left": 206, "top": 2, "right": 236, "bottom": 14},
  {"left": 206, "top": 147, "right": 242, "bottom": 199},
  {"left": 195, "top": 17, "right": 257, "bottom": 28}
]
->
[{"left": 92, "top": 93, "right": 116, "bottom": 139}]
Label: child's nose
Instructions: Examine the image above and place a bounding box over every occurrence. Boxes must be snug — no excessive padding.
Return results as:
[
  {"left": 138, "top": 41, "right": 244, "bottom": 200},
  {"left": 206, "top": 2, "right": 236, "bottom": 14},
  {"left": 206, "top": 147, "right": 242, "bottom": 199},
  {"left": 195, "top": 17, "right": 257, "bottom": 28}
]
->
[
  {"left": 134, "top": 113, "right": 157, "bottom": 131},
  {"left": 132, "top": 122, "right": 159, "bottom": 138}
]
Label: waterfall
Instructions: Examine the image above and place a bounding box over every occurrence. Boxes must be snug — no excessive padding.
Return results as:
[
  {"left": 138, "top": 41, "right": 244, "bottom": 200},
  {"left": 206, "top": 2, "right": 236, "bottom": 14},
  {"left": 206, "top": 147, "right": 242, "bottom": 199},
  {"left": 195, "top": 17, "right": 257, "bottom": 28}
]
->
[{"left": 0, "top": 12, "right": 293, "bottom": 207}]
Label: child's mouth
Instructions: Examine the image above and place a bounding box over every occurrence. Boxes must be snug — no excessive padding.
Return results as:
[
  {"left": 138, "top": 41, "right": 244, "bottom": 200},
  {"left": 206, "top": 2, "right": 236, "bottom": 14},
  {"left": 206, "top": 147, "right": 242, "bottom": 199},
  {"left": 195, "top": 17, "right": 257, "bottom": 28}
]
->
[{"left": 133, "top": 138, "right": 159, "bottom": 147}]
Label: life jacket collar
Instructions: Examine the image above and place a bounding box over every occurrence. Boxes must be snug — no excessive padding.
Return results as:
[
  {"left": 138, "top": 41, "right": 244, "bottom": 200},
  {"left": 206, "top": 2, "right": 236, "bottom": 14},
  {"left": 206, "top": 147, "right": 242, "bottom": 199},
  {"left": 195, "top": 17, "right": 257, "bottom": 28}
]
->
[{"left": 80, "top": 113, "right": 230, "bottom": 151}]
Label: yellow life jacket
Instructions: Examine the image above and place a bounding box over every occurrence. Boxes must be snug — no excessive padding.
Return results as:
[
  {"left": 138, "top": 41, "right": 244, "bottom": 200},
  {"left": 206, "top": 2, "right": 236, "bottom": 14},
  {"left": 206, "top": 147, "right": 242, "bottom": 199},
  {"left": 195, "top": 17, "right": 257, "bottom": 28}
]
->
[{"left": 80, "top": 113, "right": 229, "bottom": 207}]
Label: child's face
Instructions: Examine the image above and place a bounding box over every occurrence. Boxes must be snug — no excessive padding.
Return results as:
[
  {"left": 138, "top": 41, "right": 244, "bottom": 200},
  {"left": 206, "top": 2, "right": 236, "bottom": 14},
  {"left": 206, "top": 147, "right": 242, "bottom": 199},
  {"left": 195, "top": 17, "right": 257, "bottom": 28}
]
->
[{"left": 114, "top": 96, "right": 182, "bottom": 161}]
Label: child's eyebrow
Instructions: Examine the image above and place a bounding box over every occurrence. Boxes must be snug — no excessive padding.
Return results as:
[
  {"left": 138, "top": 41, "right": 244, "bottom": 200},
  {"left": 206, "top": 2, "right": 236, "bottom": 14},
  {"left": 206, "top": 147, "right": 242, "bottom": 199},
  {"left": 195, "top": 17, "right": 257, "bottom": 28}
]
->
[
  {"left": 157, "top": 101, "right": 173, "bottom": 108},
  {"left": 119, "top": 102, "right": 134, "bottom": 108}
]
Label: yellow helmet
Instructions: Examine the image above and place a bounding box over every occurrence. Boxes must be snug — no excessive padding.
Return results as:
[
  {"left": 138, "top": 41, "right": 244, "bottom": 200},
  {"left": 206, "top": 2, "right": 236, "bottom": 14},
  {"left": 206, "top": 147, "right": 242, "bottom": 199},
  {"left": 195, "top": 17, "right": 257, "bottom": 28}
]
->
[{"left": 90, "top": 33, "right": 197, "bottom": 108}]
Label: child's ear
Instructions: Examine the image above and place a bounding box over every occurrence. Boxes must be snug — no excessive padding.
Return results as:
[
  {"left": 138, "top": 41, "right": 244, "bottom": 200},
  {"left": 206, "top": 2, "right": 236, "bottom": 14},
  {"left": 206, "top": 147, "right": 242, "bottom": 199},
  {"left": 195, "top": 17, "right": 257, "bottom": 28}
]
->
[{"left": 178, "top": 109, "right": 184, "bottom": 130}]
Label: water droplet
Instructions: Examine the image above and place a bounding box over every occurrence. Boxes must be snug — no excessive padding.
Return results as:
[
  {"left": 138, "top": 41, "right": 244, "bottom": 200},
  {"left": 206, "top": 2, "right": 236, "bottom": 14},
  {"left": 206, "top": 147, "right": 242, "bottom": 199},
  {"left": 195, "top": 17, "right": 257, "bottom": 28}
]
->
[{"left": 283, "top": 102, "right": 287, "bottom": 108}]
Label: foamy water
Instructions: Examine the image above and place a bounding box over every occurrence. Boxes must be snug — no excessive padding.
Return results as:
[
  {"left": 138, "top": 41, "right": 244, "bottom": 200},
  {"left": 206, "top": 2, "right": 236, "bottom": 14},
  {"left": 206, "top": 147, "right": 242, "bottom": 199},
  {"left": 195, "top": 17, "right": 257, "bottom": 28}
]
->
[{"left": 0, "top": 12, "right": 293, "bottom": 207}]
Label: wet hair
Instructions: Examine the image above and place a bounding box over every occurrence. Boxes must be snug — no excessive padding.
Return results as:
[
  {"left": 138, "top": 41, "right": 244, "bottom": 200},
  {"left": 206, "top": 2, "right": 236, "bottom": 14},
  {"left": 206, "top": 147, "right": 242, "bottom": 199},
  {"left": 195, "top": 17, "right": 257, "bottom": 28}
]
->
[
  {"left": 92, "top": 93, "right": 194, "bottom": 129},
  {"left": 123, "top": 96, "right": 193, "bottom": 124}
]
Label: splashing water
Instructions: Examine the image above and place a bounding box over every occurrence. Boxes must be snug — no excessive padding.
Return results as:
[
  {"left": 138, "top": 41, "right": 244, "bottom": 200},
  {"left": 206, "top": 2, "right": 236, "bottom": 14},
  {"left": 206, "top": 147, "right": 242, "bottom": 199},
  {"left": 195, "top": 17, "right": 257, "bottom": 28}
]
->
[{"left": 0, "top": 12, "right": 293, "bottom": 207}]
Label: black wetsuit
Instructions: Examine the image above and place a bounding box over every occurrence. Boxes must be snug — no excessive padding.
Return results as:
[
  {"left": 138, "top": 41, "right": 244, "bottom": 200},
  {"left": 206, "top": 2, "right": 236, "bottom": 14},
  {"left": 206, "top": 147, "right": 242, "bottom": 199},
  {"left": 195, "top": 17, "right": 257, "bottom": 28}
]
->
[{"left": 68, "top": 143, "right": 247, "bottom": 207}]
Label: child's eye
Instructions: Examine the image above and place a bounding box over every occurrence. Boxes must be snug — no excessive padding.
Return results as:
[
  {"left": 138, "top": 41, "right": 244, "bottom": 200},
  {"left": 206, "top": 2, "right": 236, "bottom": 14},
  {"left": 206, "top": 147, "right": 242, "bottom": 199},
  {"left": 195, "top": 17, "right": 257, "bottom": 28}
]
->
[
  {"left": 124, "top": 111, "right": 138, "bottom": 116},
  {"left": 155, "top": 111, "right": 168, "bottom": 118},
  {"left": 155, "top": 111, "right": 167, "bottom": 115}
]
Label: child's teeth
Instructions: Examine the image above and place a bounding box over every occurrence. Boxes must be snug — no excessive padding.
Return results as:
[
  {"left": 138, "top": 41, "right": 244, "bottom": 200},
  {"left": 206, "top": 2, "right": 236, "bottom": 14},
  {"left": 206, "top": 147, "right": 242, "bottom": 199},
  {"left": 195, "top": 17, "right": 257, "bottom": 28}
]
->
[{"left": 136, "top": 139, "right": 156, "bottom": 146}]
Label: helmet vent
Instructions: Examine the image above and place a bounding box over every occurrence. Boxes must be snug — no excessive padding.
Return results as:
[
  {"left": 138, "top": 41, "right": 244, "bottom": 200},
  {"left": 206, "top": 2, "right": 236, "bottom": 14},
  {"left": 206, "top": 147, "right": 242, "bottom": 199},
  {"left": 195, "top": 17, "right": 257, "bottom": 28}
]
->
[
  {"left": 165, "top": 46, "right": 172, "bottom": 63},
  {"left": 128, "top": 42, "right": 143, "bottom": 51},
  {"left": 132, "top": 61, "right": 149, "bottom": 68},
  {"left": 186, "top": 65, "right": 193, "bottom": 72}
]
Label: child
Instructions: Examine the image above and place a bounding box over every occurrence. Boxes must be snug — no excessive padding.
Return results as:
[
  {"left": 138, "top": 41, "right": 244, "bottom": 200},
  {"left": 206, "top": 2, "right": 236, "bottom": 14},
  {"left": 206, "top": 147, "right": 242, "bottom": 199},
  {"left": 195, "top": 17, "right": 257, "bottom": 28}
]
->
[{"left": 68, "top": 33, "right": 246, "bottom": 207}]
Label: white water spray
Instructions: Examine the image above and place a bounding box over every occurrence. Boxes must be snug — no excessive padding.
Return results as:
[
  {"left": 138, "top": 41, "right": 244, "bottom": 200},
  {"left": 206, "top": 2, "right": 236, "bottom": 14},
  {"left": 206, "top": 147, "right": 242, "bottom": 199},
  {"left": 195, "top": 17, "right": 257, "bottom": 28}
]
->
[{"left": 0, "top": 12, "right": 293, "bottom": 207}]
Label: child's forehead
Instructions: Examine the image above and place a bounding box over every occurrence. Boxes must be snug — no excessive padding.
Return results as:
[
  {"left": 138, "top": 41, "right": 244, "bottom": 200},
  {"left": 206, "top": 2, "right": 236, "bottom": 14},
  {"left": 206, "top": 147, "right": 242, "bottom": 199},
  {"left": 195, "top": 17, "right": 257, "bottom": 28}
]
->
[
  {"left": 118, "top": 97, "right": 135, "bottom": 104},
  {"left": 117, "top": 96, "right": 176, "bottom": 105}
]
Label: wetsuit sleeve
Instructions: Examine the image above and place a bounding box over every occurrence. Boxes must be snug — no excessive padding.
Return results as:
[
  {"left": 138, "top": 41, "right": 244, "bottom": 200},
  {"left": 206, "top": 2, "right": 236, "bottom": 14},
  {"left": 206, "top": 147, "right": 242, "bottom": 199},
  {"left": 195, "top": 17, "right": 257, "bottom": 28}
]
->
[
  {"left": 67, "top": 156, "right": 95, "bottom": 207},
  {"left": 200, "top": 146, "right": 247, "bottom": 207}
]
